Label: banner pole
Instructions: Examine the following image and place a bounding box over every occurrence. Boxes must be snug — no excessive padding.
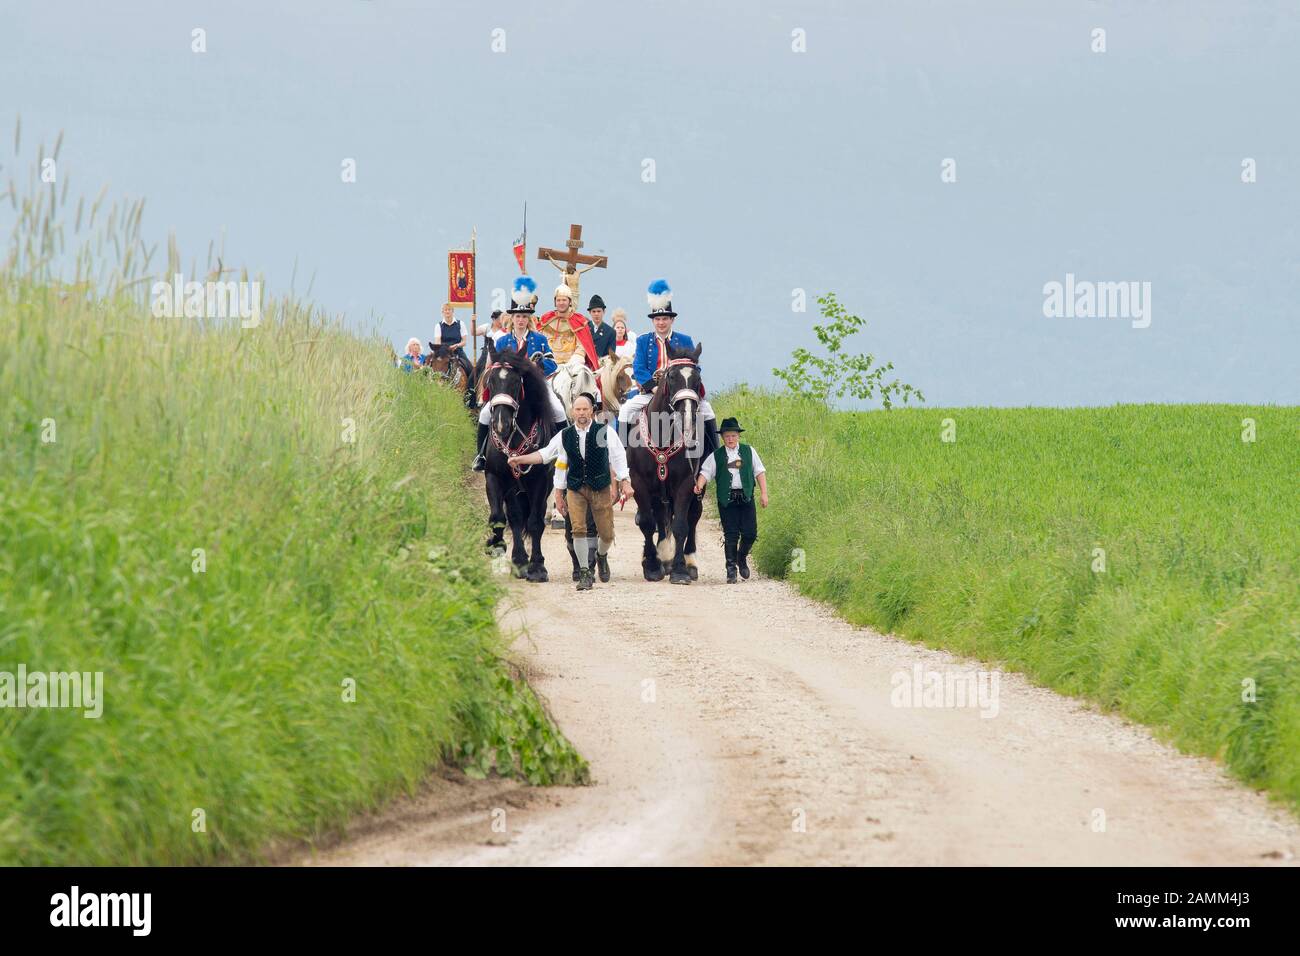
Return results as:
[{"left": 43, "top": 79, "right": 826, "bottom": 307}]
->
[{"left": 470, "top": 228, "right": 478, "bottom": 367}]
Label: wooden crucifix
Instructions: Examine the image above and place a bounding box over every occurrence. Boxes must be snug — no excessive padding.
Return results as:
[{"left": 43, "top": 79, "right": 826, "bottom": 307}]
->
[{"left": 537, "top": 223, "right": 608, "bottom": 302}]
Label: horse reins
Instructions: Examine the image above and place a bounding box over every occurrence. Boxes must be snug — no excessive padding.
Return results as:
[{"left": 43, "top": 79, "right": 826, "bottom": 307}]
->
[
  {"left": 637, "top": 358, "right": 703, "bottom": 483},
  {"left": 483, "top": 362, "right": 540, "bottom": 479}
]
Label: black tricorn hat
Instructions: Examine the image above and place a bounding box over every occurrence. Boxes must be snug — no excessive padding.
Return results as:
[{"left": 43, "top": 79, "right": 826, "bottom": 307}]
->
[
  {"left": 587, "top": 294, "right": 606, "bottom": 312},
  {"left": 718, "top": 417, "right": 745, "bottom": 434}
]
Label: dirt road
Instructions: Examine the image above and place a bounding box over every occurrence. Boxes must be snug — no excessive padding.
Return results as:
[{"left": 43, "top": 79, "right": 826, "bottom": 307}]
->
[{"left": 302, "top": 509, "right": 1298, "bottom": 866}]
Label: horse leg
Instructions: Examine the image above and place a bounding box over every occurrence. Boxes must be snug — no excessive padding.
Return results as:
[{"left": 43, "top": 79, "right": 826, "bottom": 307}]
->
[
  {"left": 525, "top": 479, "right": 549, "bottom": 582},
  {"left": 564, "top": 511, "right": 581, "bottom": 580},
  {"left": 635, "top": 489, "right": 663, "bottom": 581},
  {"left": 669, "top": 487, "right": 693, "bottom": 585},
  {"left": 654, "top": 494, "right": 676, "bottom": 571},
  {"left": 506, "top": 489, "right": 529, "bottom": 578},
  {"left": 485, "top": 474, "right": 507, "bottom": 554},
  {"left": 684, "top": 491, "right": 702, "bottom": 580}
]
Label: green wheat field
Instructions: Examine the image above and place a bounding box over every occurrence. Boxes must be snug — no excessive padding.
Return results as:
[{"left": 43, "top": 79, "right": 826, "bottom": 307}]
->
[{"left": 717, "top": 389, "right": 1300, "bottom": 809}]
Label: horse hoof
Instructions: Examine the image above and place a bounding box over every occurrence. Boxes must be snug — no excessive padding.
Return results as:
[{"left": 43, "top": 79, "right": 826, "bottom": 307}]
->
[
  {"left": 688, "top": 565, "right": 699, "bottom": 581},
  {"left": 511, "top": 563, "right": 527, "bottom": 579},
  {"left": 643, "top": 565, "right": 663, "bottom": 582},
  {"left": 670, "top": 571, "right": 692, "bottom": 585},
  {"left": 527, "top": 567, "right": 548, "bottom": 583}
]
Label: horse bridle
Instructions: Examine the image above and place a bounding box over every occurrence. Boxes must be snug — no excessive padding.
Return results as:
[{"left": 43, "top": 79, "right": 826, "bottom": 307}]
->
[
  {"left": 637, "top": 358, "right": 701, "bottom": 482},
  {"left": 483, "top": 361, "right": 539, "bottom": 477}
]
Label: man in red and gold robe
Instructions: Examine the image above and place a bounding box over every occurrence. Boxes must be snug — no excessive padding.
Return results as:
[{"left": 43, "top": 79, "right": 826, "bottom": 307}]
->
[{"left": 535, "top": 283, "right": 598, "bottom": 371}]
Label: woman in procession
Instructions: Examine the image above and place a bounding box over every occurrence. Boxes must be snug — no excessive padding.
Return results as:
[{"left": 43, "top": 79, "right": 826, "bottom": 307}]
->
[
  {"left": 431, "top": 301, "right": 476, "bottom": 385},
  {"left": 611, "top": 308, "right": 635, "bottom": 362},
  {"left": 399, "top": 337, "right": 424, "bottom": 372},
  {"left": 472, "top": 277, "right": 570, "bottom": 472}
]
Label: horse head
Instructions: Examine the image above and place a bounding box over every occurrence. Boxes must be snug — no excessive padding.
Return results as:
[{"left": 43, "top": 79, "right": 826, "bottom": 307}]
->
[
  {"left": 652, "top": 342, "right": 704, "bottom": 446},
  {"left": 424, "top": 341, "right": 452, "bottom": 375},
  {"left": 599, "top": 354, "right": 632, "bottom": 413},
  {"left": 552, "top": 354, "right": 598, "bottom": 420},
  {"left": 482, "top": 338, "right": 524, "bottom": 440}
]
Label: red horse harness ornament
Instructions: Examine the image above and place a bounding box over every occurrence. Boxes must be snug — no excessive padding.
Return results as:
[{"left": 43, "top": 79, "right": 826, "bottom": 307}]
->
[
  {"left": 490, "top": 416, "right": 540, "bottom": 479},
  {"left": 636, "top": 359, "right": 701, "bottom": 481},
  {"left": 484, "top": 362, "right": 540, "bottom": 478}
]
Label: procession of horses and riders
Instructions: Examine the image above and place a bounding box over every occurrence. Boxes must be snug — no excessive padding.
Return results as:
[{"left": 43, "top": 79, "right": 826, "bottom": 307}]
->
[{"left": 394, "top": 223, "right": 768, "bottom": 592}]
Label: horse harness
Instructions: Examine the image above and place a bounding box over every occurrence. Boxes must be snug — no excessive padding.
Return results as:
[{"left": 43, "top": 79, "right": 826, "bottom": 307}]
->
[
  {"left": 636, "top": 358, "right": 703, "bottom": 484},
  {"left": 484, "top": 361, "right": 541, "bottom": 479}
]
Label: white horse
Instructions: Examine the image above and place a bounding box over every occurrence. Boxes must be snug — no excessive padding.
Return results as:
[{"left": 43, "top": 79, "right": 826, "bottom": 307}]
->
[
  {"left": 549, "top": 354, "right": 600, "bottom": 422},
  {"left": 545, "top": 354, "right": 600, "bottom": 528}
]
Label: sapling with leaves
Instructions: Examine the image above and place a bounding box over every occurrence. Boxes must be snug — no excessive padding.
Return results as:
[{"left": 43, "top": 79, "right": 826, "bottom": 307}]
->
[{"left": 773, "top": 292, "right": 923, "bottom": 408}]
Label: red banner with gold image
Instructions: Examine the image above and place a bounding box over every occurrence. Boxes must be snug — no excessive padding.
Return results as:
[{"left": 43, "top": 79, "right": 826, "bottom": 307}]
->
[{"left": 448, "top": 250, "right": 475, "bottom": 307}]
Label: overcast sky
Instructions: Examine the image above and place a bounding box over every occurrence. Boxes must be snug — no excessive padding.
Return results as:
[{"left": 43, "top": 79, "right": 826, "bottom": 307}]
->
[{"left": 4, "top": 0, "right": 1297, "bottom": 406}]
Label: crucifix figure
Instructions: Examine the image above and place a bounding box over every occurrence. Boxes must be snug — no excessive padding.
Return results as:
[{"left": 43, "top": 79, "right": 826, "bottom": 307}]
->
[
  {"left": 537, "top": 223, "right": 608, "bottom": 303},
  {"left": 533, "top": 223, "right": 606, "bottom": 371}
]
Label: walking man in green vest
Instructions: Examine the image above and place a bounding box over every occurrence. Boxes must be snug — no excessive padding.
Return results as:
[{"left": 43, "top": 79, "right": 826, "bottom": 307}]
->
[
  {"left": 509, "top": 392, "right": 633, "bottom": 591},
  {"left": 693, "top": 417, "right": 769, "bottom": 584}
]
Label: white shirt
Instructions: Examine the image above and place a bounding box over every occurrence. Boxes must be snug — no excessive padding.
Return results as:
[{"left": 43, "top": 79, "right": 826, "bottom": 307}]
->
[
  {"left": 539, "top": 422, "right": 630, "bottom": 490},
  {"left": 431, "top": 319, "right": 465, "bottom": 345},
  {"left": 698, "top": 443, "right": 765, "bottom": 490}
]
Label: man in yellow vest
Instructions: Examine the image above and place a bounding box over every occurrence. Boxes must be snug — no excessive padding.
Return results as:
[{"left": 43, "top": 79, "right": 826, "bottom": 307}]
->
[{"left": 694, "top": 417, "right": 769, "bottom": 583}]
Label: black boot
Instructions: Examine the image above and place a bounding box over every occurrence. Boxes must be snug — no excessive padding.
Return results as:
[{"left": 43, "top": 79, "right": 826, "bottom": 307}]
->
[
  {"left": 724, "top": 535, "right": 739, "bottom": 584},
  {"left": 596, "top": 552, "right": 611, "bottom": 582},
  {"left": 472, "top": 422, "right": 489, "bottom": 472},
  {"left": 737, "top": 536, "right": 754, "bottom": 580}
]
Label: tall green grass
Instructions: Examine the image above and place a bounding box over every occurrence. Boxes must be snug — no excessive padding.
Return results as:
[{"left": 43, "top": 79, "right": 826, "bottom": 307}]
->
[
  {"left": 717, "top": 390, "right": 1300, "bottom": 809},
  {"left": 0, "top": 138, "right": 584, "bottom": 864}
]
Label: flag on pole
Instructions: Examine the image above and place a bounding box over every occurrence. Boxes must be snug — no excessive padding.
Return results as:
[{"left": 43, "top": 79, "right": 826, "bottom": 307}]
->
[
  {"left": 448, "top": 247, "right": 475, "bottom": 308},
  {"left": 513, "top": 202, "right": 527, "bottom": 273}
]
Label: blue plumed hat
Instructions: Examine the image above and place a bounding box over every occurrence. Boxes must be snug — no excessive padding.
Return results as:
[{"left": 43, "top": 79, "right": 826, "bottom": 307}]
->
[
  {"left": 508, "top": 275, "right": 537, "bottom": 314},
  {"left": 646, "top": 278, "right": 677, "bottom": 319}
]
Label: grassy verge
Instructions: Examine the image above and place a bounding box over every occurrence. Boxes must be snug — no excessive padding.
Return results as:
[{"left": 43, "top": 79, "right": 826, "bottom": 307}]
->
[
  {"left": 715, "top": 389, "right": 1300, "bottom": 810},
  {"left": 0, "top": 277, "right": 586, "bottom": 865}
]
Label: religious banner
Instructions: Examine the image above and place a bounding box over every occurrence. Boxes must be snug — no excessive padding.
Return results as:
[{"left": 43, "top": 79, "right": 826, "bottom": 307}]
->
[{"left": 447, "top": 249, "right": 475, "bottom": 308}]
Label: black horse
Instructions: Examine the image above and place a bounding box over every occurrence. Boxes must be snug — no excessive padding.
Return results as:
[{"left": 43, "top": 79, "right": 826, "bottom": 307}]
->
[
  {"left": 627, "top": 342, "right": 705, "bottom": 584},
  {"left": 481, "top": 339, "right": 557, "bottom": 582}
]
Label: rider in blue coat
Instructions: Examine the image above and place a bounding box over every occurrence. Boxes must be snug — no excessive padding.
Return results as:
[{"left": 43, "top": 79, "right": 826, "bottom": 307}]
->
[
  {"left": 630, "top": 328, "right": 695, "bottom": 397},
  {"left": 617, "top": 279, "right": 718, "bottom": 460},
  {"left": 497, "top": 325, "right": 557, "bottom": 376},
  {"left": 473, "top": 276, "right": 568, "bottom": 472}
]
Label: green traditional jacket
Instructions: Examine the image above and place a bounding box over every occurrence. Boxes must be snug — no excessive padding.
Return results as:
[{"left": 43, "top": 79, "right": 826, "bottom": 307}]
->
[{"left": 712, "top": 443, "right": 755, "bottom": 510}]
